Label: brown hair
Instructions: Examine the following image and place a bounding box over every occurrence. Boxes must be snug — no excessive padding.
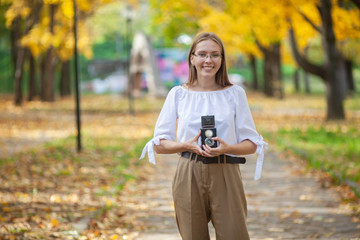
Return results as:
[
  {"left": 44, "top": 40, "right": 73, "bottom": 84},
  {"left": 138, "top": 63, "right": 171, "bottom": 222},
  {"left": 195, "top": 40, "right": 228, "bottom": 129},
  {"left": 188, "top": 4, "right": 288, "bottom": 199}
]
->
[{"left": 187, "top": 32, "right": 231, "bottom": 87}]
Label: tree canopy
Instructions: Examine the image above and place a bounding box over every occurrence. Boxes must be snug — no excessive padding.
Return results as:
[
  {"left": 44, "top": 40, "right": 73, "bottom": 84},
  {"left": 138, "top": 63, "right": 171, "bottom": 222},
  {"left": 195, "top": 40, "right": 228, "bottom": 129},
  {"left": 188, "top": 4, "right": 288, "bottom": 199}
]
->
[{"left": 149, "top": 0, "right": 360, "bottom": 65}]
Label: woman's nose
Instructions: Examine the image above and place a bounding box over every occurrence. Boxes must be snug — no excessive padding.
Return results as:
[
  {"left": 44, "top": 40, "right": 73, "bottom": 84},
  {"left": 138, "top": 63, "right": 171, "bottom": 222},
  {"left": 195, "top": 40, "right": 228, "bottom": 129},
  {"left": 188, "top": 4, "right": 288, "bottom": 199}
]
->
[{"left": 204, "top": 55, "right": 212, "bottom": 62}]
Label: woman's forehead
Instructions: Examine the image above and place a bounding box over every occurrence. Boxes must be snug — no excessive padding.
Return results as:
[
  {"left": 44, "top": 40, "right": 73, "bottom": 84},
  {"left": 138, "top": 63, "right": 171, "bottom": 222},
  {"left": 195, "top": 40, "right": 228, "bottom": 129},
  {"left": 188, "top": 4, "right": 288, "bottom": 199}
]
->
[{"left": 195, "top": 39, "right": 221, "bottom": 52}]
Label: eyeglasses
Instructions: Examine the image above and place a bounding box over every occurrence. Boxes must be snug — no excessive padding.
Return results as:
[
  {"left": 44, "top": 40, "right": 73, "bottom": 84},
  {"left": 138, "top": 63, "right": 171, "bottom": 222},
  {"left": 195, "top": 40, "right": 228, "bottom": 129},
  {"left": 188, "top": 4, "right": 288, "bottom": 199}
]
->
[{"left": 193, "top": 53, "right": 222, "bottom": 60}]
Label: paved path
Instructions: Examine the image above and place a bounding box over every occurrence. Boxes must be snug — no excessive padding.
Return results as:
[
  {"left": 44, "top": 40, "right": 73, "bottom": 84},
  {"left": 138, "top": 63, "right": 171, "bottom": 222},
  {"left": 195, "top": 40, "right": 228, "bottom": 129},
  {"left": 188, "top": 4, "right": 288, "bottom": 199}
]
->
[{"left": 123, "top": 151, "right": 360, "bottom": 240}]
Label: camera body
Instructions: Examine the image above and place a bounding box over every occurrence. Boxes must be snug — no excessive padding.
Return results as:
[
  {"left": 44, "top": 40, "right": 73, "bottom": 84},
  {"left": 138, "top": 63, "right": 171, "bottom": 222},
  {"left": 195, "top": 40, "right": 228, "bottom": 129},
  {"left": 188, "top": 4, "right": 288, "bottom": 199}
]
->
[{"left": 200, "top": 115, "right": 217, "bottom": 148}]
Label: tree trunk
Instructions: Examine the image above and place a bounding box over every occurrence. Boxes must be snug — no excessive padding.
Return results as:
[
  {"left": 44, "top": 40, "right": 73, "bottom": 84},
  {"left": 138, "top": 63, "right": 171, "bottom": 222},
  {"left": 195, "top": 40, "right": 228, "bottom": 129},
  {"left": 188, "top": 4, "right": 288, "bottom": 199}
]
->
[
  {"left": 288, "top": 0, "right": 345, "bottom": 119},
  {"left": 294, "top": 68, "right": 300, "bottom": 92},
  {"left": 41, "top": 48, "right": 56, "bottom": 101},
  {"left": 10, "top": 17, "right": 24, "bottom": 106},
  {"left": 60, "top": 60, "right": 71, "bottom": 97},
  {"left": 40, "top": 54, "right": 46, "bottom": 99},
  {"left": 14, "top": 48, "right": 27, "bottom": 106},
  {"left": 249, "top": 54, "right": 258, "bottom": 90},
  {"left": 263, "top": 49, "right": 272, "bottom": 96},
  {"left": 28, "top": 53, "right": 37, "bottom": 101},
  {"left": 262, "top": 43, "right": 283, "bottom": 98},
  {"left": 326, "top": 65, "right": 345, "bottom": 119},
  {"left": 321, "top": 0, "right": 346, "bottom": 119},
  {"left": 304, "top": 70, "right": 311, "bottom": 94},
  {"left": 10, "top": 18, "right": 20, "bottom": 73},
  {"left": 271, "top": 43, "right": 283, "bottom": 98},
  {"left": 303, "top": 47, "right": 311, "bottom": 94},
  {"left": 10, "top": 2, "right": 43, "bottom": 105},
  {"left": 345, "top": 59, "right": 355, "bottom": 93},
  {"left": 27, "top": 2, "right": 43, "bottom": 102},
  {"left": 41, "top": 4, "right": 57, "bottom": 102}
]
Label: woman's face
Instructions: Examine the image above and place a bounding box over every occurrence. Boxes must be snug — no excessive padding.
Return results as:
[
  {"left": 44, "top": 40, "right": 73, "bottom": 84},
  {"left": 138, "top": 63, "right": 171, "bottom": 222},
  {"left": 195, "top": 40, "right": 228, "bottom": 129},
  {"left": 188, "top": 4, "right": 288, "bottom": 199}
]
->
[{"left": 191, "top": 39, "right": 222, "bottom": 81}]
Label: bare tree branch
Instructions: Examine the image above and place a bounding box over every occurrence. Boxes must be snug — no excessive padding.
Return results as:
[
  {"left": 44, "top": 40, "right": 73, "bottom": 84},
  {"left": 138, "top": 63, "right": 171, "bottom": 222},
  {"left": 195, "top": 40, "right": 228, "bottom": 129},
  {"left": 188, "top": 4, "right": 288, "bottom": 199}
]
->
[
  {"left": 297, "top": 10, "right": 322, "bottom": 33},
  {"left": 253, "top": 34, "right": 267, "bottom": 55},
  {"left": 288, "top": 22, "right": 326, "bottom": 80}
]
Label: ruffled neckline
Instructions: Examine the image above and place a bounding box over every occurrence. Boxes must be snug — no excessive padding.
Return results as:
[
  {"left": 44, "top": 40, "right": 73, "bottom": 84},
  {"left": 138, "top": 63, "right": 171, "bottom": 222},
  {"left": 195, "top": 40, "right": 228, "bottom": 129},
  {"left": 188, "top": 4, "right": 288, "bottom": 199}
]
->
[{"left": 178, "top": 85, "right": 236, "bottom": 94}]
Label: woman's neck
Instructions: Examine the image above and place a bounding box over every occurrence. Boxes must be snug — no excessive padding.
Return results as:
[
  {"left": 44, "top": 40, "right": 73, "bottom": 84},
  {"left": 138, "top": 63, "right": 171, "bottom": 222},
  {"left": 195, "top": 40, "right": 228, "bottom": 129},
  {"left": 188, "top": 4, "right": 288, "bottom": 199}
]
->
[{"left": 190, "top": 79, "right": 220, "bottom": 91}]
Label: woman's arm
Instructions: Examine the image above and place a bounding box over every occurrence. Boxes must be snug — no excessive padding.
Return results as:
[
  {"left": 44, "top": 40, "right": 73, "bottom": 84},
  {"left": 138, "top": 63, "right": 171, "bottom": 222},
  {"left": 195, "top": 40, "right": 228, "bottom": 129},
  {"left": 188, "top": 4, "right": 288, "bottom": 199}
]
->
[
  {"left": 154, "top": 131, "right": 204, "bottom": 155},
  {"left": 202, "top": 137, "right": 256, "bottom": 157}
]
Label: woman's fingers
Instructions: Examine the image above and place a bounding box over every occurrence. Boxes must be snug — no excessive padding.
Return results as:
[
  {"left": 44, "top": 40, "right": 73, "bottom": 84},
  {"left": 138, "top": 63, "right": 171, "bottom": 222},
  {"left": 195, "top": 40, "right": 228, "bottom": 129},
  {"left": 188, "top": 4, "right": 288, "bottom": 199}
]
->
[
  {"left": 212, "top": 136, "right": 224, "bottom": 144},
  {"left": 202, "top": 144, "right": 217, "bottom": 157},
  {"left": 192, "top": 144, "right": 203, "bottom": 155},
  {"left": 195, "top": 130, "right": 201, "bottom": 139}
]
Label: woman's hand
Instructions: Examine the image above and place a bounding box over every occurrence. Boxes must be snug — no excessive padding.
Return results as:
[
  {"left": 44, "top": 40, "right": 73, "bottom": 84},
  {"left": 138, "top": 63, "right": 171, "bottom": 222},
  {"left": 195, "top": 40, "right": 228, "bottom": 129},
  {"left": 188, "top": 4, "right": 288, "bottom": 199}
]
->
[
  {"left": 184, "top": 131, "right": 204, "bottom": 155},
  {"left": 202, "top": 136, "right": 228, "bottom": 157},
  {"left": 202, "top": 138, "right": 257, "bottom": 157},
  {"left": 155, "top": 131, "right": 204, "bottom": 155}
]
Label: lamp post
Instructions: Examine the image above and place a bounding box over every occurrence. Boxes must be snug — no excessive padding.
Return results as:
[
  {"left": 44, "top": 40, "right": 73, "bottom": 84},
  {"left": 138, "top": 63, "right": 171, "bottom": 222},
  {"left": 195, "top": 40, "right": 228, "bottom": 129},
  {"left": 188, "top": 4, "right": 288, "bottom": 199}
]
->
[
  {"left": 124, "top": 5, "right": 134, "bottom": 115},
  {"left": 73, "top": 0, "right": 82, "bottom": 152}
]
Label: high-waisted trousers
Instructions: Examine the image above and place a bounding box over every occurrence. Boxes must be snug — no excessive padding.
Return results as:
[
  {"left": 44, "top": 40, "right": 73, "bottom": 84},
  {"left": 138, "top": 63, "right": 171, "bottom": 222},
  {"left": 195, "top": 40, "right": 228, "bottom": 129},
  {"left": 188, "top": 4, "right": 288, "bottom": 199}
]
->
[{"left": 172, "top": 154, "right": 250, "bottom": 240}]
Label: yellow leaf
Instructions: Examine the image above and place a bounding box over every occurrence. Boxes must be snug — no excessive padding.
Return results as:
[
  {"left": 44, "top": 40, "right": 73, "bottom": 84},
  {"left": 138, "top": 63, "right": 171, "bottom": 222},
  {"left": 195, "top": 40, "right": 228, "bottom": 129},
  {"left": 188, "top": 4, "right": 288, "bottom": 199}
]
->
[
  {"left": 51, "top": 218, "right": 59, "bottom": 228},
  {"left": 111, "top": 234, "right": 119, "bottom": 240}
]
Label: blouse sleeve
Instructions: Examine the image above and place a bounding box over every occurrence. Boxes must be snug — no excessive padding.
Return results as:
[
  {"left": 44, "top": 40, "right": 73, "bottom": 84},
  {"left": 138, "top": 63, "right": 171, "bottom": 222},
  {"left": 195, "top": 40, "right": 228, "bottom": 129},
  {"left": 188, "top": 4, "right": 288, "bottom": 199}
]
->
[
  {"left": 139, "top": 87, "right": 178, "bottom": 164},
  {"left": 235, "top": 87, "right": 268, "bottom": 180}
]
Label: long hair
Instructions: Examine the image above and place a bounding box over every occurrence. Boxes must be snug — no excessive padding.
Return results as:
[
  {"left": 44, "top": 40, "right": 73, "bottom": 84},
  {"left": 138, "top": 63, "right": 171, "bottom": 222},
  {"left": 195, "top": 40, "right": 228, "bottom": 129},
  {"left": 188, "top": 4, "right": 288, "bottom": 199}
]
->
[{"left": 187, "top": 32, "right": 231, "bottom": 87}]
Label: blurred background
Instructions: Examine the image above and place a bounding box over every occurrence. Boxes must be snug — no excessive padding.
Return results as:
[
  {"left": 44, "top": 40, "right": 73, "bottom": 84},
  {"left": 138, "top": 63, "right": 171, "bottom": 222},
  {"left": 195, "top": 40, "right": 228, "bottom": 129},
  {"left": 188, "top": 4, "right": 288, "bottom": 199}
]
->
[
  {"left": 0, "top": 0, "right": 360, "bottom": 239},
  {"left": 0, "top": 0, "right": 359, "bottom": 110}
]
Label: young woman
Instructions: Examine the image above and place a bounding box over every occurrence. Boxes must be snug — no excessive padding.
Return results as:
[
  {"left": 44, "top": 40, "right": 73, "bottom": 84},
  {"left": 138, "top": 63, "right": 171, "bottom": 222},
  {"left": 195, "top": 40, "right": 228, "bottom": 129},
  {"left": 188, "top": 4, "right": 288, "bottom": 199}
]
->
[{"left": 140, "top": 32, "right": 267, "bottom": 240}]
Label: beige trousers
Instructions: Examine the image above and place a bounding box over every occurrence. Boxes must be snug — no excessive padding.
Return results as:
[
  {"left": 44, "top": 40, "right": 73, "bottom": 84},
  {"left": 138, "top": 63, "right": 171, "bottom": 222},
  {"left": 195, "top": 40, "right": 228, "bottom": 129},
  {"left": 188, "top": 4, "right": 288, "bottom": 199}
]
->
[{"left": 172, "top": 154, "right": 249, "bottom": 240}]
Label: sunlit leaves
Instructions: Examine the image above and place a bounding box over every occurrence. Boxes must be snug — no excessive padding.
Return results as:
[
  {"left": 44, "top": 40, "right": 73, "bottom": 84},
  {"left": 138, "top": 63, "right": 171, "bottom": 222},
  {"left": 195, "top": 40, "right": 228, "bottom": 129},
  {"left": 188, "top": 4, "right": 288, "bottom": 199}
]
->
[
  {"left": 20, "top": 25, "right": 51, "bottom": 57},
  {"left": 333, "top": 6, "right": 360, "bottom": 40},
  {"left": 149, "top": 0, "right": 209, "bottom": 44},
  {"left": 4, "top": 0, "right": 30, "bottom": 27},
  {"left": 4, "top": 0, "right": 116, "bottom": 61},
  {"left": 150, "top": 0, "right": 360, "bottom": 65},
  {"left": 86, "top": 1, "right": 125, "bottom": 43},
  {"left": 60, "top": 0, "right": 74, "bottom": 18},
  {"left": 332, "top": 4, "right": 360, "bottom": 61}
]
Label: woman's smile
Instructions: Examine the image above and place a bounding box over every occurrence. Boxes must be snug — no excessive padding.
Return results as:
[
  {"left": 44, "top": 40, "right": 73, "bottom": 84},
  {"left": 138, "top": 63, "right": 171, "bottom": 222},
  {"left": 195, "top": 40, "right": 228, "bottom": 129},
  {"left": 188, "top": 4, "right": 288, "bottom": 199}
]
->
[{"left": 202, "top": 65, "right": 215, "bottom": 70}]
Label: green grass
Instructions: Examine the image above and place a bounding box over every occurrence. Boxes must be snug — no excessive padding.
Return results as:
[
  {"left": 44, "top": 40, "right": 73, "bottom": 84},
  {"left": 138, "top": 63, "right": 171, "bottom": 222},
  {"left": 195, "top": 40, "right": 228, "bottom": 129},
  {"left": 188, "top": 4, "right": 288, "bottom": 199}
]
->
[{"left": 265, "top": 126, "right": 360, "bottom": 196}]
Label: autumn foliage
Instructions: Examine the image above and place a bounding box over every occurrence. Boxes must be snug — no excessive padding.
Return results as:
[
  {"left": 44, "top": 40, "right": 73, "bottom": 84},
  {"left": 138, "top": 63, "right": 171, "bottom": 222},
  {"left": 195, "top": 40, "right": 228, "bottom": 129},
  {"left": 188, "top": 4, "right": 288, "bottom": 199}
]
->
[{"left": 150, "top": 0, "right": 360, "bottom": 120}]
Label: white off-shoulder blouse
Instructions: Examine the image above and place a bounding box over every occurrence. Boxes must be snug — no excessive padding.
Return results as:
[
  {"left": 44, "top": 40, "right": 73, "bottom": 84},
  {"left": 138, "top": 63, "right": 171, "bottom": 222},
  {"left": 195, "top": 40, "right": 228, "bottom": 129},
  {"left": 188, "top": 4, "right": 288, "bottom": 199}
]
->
[{"left": 140, "top": 84, "right": 267, "bottom": 180}]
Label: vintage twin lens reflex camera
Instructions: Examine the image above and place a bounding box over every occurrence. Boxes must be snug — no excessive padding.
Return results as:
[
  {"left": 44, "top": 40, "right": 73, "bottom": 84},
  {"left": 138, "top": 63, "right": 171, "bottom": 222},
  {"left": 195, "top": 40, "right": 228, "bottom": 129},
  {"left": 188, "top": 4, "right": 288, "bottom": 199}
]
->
[{"left": 201, "top": 115, "right": 217, "bottom": 148}]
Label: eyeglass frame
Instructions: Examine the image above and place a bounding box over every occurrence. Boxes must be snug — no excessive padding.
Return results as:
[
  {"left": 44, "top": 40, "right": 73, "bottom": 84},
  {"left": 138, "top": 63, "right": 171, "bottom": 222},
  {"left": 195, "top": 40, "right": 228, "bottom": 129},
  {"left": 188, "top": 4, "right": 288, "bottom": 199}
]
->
[{"left": 192, "top": 52, "right": 222, "bottom": 60}]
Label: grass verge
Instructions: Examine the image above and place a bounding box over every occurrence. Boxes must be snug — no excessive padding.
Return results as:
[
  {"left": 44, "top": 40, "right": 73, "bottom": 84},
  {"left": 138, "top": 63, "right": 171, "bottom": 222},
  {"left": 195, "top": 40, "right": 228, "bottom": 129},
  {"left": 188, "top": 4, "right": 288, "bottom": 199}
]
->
[{"left": 263, "top": 126, "right": 360, "bottom": 199}]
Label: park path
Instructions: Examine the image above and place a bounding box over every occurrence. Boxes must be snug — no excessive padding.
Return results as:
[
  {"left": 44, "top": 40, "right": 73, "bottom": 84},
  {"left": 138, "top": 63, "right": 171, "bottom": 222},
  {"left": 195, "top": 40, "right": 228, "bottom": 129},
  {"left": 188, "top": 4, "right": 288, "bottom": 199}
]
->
[
  {"left": 1, "top": 94, "right": 359, "bottom": 239},
  {"left": 122, "top": 151, "right": 360, "bottom": 239}
]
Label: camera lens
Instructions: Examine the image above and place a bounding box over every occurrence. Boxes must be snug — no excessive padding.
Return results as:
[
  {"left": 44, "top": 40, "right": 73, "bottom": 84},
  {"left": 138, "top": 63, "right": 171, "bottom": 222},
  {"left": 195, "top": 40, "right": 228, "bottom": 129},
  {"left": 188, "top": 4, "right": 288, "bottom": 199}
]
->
[{"left": 205, "top": 138, "right": 215, "bottom": 147}]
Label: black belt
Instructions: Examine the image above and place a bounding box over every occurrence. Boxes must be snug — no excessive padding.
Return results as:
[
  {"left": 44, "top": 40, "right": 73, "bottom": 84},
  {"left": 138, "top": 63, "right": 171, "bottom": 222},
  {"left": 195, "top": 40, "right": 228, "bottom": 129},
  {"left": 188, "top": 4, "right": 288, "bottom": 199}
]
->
[{"left": 181, "top": 151, "right": 246, "bottom": 164}]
